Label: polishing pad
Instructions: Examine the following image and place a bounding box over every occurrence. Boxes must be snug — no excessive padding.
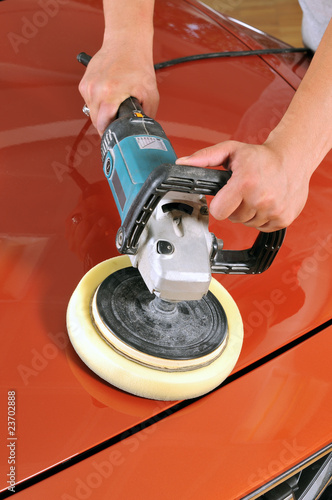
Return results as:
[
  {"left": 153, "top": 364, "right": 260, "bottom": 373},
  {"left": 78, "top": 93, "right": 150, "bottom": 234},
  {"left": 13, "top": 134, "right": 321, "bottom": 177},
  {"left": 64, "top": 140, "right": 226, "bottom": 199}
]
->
[
  {"left": 66, "top": 256, "right": 243, "bottom": 400},
  {"left": 91, "top": 266, "right": 229, "bottom": 371}
]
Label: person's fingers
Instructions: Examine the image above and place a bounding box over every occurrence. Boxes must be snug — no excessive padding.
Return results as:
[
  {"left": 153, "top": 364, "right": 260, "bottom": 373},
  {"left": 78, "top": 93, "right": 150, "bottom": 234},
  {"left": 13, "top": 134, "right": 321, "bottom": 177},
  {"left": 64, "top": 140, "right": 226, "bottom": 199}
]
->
[
  {"left": 79, "top": 75, "right": 159, "bottom": 135},
  {"left": 141, "top": 90, "right": 160, "bottom": 119},
  {"left": 209, "top": 177, "right": 243, "bottom": 221},
  {"left": 176, "top": 141, "right": 236, "bottom": 168},
  {"left": 227, "top": 202, "right": 258, "bottom": 224},
  {"left": 176, "top": 142, "right": 244, "bottom": 222},
  {"left": 95, "top": 99, "right": 127, "bottom": 135},
  {"left": 254, "top": 219, "right": 286, "bottom": 232},
  {"left": 176, "top": 140, "right": 312, "bottom": 232}
]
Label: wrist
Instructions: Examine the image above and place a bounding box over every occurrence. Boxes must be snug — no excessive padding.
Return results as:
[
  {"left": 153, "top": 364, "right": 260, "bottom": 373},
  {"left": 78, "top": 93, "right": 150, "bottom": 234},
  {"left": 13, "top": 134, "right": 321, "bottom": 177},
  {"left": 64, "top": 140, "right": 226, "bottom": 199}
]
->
[
  {"left": 264, "top": 119, "right": 321, "bottom": 178},
  {"left": 101, "top": 27, "right": 154, "bottom": 65}
]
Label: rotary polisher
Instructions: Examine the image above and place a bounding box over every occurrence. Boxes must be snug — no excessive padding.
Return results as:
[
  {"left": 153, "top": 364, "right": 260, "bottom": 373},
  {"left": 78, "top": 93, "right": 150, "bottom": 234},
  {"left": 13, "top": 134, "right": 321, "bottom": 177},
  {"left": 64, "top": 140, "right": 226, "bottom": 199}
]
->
[{"left": 67, "top": 54, "right": 285, "bottom": 400}]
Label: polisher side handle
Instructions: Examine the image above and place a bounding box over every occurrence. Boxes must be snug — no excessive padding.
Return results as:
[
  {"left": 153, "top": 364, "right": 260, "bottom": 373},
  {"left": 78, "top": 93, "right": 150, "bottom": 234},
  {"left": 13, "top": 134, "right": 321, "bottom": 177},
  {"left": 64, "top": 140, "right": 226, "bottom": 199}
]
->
[{"left": 210, "top": 228, "right": 286, "bottom": 274}]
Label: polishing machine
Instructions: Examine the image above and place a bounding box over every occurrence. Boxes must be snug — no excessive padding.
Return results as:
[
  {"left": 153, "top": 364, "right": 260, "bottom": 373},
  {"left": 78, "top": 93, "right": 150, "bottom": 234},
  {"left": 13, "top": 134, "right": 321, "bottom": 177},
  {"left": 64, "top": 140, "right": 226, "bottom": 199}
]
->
[{"left": 67, "top": 57, "right": 285, "bottom": 400}]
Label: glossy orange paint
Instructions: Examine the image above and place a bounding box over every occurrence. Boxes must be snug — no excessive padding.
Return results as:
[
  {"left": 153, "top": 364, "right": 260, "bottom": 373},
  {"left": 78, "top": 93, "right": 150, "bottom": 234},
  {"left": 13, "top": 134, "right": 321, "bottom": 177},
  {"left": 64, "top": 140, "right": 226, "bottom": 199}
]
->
[
  {"left": 13, "top": 325, "right": 332, "bottom": 500},
  {"left": 0, "top": 0, "right": 331, "bottom": 497}
]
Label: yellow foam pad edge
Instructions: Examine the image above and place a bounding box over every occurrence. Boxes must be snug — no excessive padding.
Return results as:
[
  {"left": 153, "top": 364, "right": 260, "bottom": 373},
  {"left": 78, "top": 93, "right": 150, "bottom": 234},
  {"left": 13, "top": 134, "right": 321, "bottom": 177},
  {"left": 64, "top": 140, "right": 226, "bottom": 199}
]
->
[{"left": 66, "top": 256, "right": 243, "bottom": 401}]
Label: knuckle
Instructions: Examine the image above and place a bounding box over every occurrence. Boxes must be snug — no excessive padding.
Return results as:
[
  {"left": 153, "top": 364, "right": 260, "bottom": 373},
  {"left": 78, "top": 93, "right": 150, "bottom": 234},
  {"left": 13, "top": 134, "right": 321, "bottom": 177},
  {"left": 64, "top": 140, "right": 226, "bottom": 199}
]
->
[
  {"left": 267, "top": 201, "right": 284, "bottom": 221},
  {"left": 78, "top": 78, "right": 87, "bottom": 97},
  {"left": 237, "top": 171, "right": 258, "bottom": 193}
]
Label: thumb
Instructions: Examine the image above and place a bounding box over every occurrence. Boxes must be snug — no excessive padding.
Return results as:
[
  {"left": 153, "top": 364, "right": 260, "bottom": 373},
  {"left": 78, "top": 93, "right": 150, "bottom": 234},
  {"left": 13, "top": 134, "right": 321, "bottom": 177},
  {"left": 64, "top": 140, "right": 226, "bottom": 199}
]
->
[{"left": 176, "top": 141, "right": 236, "bottom": 168}]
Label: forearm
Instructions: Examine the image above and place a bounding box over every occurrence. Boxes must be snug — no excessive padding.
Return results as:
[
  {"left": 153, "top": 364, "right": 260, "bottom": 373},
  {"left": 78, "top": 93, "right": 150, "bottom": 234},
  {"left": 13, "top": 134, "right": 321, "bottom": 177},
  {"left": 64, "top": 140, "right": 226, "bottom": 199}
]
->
[
  {"left": 102, "top": 0, "right": 155, "bottom": 57},
  {"left": 79, "top": 0, "right": 157, "bottom": 134},
  {"left": 265, "top": 19, "right": 332, "bottom": 176}
]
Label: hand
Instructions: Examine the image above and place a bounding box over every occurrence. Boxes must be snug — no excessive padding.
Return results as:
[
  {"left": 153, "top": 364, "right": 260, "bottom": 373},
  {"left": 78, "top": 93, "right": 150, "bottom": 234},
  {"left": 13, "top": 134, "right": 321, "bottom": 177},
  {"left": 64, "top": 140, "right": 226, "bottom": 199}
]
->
[
  {"left": 176, "top": 140, "right": 311, "bottom": 232},
  {"left": 78, "top": 42, "right": 159, "bottom": 136}
]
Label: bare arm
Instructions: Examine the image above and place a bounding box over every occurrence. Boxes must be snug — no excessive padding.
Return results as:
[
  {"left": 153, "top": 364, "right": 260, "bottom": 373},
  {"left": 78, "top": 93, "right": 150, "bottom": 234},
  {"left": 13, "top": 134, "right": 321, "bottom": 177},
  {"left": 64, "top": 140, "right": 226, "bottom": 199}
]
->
[
  {"left": 177, "top": 19, "right": 332, "bottom": 232},
  {"left": 79, "top": 0, "right": 157, "bottom": 136}
]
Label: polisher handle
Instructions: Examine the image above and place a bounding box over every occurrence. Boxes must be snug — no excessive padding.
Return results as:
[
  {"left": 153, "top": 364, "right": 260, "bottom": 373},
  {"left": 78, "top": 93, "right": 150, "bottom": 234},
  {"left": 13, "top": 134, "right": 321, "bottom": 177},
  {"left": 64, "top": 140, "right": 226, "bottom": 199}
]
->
[{"left": 117, "top": 97, "right": 144, "bottom": 118}]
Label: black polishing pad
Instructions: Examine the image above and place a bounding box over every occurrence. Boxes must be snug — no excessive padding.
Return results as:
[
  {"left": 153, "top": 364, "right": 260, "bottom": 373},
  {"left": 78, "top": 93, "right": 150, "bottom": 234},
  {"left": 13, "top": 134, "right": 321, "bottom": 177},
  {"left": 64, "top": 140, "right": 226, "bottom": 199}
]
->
[{"left": 95, "top": 267, "right": 228, "bottom": 361}]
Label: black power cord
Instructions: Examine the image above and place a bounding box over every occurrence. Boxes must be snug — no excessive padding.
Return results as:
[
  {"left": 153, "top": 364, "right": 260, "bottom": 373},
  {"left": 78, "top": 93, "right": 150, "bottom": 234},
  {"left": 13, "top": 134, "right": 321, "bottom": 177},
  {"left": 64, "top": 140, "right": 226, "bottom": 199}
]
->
[
  {"left": 154, "top": 47, "right": 312, "bottom": 70},
  {"left": 77, "top": 47, "right": 312, "bottom": 72}
]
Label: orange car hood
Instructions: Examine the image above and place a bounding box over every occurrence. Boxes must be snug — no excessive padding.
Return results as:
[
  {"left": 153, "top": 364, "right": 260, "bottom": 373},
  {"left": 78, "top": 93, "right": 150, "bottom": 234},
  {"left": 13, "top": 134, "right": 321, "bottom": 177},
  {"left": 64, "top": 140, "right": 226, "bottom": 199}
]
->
[{"left": 1, "top": 0, "right": 331, "bottom": 494}]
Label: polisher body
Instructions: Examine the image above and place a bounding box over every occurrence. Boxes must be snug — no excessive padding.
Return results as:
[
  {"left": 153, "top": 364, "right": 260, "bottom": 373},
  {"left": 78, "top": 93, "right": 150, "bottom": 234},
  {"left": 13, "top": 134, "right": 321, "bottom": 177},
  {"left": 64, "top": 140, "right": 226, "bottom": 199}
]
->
[{"left": 101, "top": 99, "right": 177, "bottom": 223}]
